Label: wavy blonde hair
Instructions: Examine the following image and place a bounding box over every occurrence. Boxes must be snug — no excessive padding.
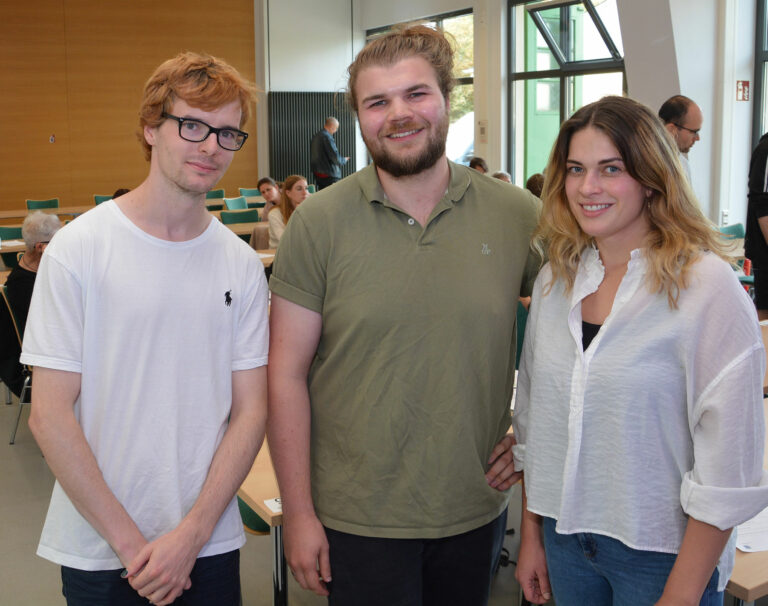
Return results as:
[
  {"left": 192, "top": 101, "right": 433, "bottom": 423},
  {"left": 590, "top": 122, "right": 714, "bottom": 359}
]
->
[{"left": 536, "top": 95, "right": 729, "bottom": 308}]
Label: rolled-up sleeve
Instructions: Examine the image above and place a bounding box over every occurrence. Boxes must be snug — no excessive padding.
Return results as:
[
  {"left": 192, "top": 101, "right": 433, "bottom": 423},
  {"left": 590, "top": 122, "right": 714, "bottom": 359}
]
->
[{"left": 681, "top": 342, "right": 768, "bottom": 529}]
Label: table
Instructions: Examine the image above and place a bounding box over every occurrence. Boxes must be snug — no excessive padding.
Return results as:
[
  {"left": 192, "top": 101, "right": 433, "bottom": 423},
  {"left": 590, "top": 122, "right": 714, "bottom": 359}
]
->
[
  {"left": 0, "top": 204, "right": 94, "bottom": 221},
  {"left": 238, "top": 442, "right": 287, "bottom": 606},
  {"left": 1, "top": 239, "right": 25, "bottom": 255}
]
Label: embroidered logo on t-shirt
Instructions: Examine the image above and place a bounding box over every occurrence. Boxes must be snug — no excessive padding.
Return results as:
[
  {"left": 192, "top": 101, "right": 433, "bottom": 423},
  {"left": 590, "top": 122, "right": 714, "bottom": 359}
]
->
[
  {"left": 481, "top": 243, "right": 492, "bottom": 255},
  {"left": 225, "top": 290, "right": 232, "bottom": 306}
]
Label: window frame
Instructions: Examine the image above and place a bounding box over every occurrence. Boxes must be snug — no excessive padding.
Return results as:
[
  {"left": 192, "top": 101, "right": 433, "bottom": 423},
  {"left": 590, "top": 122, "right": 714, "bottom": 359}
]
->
[{"left": 506, "top": 0, "right": 626, "bottom": 179}]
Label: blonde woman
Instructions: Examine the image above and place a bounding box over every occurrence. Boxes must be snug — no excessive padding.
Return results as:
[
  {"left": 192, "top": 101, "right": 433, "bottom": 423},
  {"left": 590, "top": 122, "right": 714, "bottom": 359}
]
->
[
  {"left": 268, "top": 175, "right": 309, "bottom": 248},
  {"left": 513, "top": 96, "right": 768, "bottom": 605}
]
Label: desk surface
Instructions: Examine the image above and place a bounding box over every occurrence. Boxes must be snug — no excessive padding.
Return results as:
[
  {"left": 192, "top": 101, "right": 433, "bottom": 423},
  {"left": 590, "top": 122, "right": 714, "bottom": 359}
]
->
[
  {"left": 238, "top": 442, "right": 282, "bottom": 527},
  {"left": 0, "top": 205, "right": 95, "bottom": 220}
]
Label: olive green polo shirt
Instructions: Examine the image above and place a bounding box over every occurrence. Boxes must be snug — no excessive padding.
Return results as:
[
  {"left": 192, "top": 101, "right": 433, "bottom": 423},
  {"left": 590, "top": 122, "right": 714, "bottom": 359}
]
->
[{"left": 270, "top": 161, "right": 541, "bottom": 539}]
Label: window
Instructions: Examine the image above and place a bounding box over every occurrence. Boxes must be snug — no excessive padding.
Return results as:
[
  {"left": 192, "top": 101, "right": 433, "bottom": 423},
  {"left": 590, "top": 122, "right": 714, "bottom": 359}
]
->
[
  {"left": 508, "top": 0, "right": 625, "bottom": 185},
  {"left": 366, "top": 10, "right": 475, "bottom": 165}
]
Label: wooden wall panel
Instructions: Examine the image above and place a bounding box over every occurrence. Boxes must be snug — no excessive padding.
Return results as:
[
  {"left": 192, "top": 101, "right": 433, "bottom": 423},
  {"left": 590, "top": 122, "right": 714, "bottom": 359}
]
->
[
  {"left": 0, "top": 0, "right": 72, "bottom": 207},
  {"left": 0, "top": 0, "right": 258, "bottom": 212}
]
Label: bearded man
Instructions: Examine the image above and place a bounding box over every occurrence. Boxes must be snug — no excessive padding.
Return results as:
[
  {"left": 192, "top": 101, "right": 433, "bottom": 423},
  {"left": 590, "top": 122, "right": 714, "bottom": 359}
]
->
[{"left": 267, "top": 26, "right": 541, "bottom": 606}]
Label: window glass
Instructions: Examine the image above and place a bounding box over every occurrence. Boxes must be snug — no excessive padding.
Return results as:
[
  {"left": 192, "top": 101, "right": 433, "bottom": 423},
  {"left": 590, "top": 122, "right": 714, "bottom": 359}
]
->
[
  {"left": 443, "top": 13, "right": 474, "bottom": 80},
  {"left": 509, "top": 0, "right": 624, "bottom": 183}
]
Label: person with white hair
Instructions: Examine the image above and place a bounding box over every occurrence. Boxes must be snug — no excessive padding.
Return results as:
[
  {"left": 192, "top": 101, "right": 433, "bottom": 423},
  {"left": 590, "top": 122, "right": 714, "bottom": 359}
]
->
[{"left": 0, "top": 211, "right": 61, "bottom": 395}]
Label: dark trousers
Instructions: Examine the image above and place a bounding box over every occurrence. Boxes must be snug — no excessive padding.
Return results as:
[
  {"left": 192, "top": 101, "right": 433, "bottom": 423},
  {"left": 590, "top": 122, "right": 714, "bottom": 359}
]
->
[
  {"left": 314, "top": 175, "right": 339, "bottom": 190},
  {"left": 61, "top": 550, "right": 241, "bottom": 606},
  {"left": 325, "top": 511, "right": 507, "bottom": 606}
]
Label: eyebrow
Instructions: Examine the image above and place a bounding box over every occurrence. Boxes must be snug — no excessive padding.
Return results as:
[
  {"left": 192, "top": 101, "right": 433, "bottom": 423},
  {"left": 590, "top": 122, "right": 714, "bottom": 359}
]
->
[
  {"left": 566, "top": 157, "right": 624, "bottom": 165},
  {"left": 181, "top": 115, "right": 242, "bottom": 131},
  {"left": 360, "top": 83, "right": 432, "bottom": 106}
]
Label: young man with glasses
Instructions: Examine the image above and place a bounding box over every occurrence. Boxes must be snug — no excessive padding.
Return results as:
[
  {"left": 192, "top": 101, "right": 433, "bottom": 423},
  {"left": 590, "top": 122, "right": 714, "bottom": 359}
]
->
[
  {"left": 21, "top": 52, "right": 268, "bottom": 606},
  {"left": 659, "top": 95, "right": 703, "bottom": 181}
]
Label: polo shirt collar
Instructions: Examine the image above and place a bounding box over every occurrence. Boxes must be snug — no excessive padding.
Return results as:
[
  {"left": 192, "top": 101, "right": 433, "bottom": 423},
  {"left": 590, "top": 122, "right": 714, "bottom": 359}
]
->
[{"left": 359, "top": 160, "right": 472, "bottom": 210}]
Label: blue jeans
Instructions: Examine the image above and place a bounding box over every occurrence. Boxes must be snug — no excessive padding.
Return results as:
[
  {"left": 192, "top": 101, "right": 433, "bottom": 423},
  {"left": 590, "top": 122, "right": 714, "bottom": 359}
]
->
[
  {"left": 324, "top": 511, "right": 507, "bottom": 606},
  {"left": 61, "top": 550, "right": 241, "bottom": 606},
  {"left": 541, "top": 517, "right": 722, "bottom": 606}
]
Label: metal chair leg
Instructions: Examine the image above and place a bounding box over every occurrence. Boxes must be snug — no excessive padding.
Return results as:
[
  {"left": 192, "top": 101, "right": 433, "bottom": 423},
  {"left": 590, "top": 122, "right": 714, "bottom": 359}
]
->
[{"left": 4, "top": 383, "right": 11, "bottom": 404}]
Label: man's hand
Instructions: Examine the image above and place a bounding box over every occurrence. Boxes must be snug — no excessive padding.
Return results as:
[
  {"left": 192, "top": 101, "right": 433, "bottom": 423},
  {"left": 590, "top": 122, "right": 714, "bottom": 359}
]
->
[
  {"left": 283, "top": 511, "right": 332, "bottom": 596},
  {"left": 485, "top": 433, "right": 522, "bottom": 490},
  {"left": 124, "top": 524, "right": 201, "bottom": 605},
  {"left": 515, "top": 534, "right": 552, "bottom": 604}
]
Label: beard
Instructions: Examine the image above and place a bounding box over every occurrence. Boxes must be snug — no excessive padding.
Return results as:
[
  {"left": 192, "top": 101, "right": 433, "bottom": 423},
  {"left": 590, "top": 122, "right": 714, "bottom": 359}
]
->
[{"left": 364, "top": 114, "right": 449, "bottom": 178}]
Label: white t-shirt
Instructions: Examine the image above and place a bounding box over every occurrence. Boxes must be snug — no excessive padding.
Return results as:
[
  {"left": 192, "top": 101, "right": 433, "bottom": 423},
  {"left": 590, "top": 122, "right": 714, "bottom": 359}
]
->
[
  {"left": 21, "top": 200, "right": 269, "bottom": 570},
  {"left": 512, "top": 248, "right": 768, "bottom": 591}
]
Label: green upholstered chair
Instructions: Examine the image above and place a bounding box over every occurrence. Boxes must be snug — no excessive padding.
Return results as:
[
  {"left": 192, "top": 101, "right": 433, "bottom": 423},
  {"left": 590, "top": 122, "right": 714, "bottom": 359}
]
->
[
  {"left": 220, "top": 209, "right": 261, "bottom": 224},
  {"left": 247, "top": 201, "right": 266, "bottom": 209},
  {"left": 205, "top": 203, "right": 224, "bottom": 212},
  {"left": 0, "top": 226, "right": 23, "bottom": 269},
  {"left": 224, "top": 196, "right": 248, "bottom": 210},
  {"left": 239, "top": 187, "right": 262, "bottom": 197},
  {"left": 94, "top": 194, "right": 112, "bottom": 204},
  {"left": 307, "top": 184, "right": 316, "bottom": 193},
  {"left": 237, "top": 496, "right": 270, "bottom": 535},
  {"left": 1, "top": 285, "right": 31, "bottom": 444},
  {"left": 26, "top": 198, "right": 59, "bottom": 210},
  {"left": 206, "top": 189, "right": 225, "bottom": 199},
  {"left": 718, "top": 223, "right": 746, "bottom": 239}
]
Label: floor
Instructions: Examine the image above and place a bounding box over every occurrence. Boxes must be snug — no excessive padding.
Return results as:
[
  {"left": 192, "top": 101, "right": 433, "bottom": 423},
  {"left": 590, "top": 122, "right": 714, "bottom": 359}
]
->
[{"left": 0, "top": 394, "right": 526, "bottom": 606}]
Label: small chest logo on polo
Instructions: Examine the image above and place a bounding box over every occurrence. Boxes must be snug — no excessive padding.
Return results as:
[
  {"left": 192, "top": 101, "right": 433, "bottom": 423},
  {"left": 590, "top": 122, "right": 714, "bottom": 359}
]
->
[
  {"left": 225, "top": 290, "right": 232, "bottom": 306},
  {"left": 481, "top": 243, "right": 492, "bottom": 256}
]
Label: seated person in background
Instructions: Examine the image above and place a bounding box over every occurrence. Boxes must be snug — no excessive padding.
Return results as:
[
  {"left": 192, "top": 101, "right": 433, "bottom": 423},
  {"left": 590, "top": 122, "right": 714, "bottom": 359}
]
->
[
  {"left": 268, "top": 174, "right": 309, "bottom": 248},
  {"left": 525, "top": 172, "right": 544, "bottom": 198},
  {"left": 257, "top": 177, "right": 281, "bottom": 218},
  {"left": 0, "top": 211, "right": 61, "bottom": 396},
  {"left": 469, "top": 156, "right": 488, "bottom": 174},
  {"left": 492, "top": 170, "right": 512, "bottom": 183}
]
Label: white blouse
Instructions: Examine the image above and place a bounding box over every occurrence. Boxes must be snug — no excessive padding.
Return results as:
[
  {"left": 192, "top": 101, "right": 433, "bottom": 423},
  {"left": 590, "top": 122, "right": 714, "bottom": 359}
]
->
[
  {"left": 512, "top": 248, "right": 768, "bottom": 590},
  {"left": 268, "top": 208, "right": 286, "bottom": 249}
]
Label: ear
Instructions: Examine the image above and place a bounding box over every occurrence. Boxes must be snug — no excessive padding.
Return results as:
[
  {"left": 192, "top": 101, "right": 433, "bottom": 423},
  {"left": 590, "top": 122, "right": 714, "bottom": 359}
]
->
[
  {"left": 664, "top": 122, "right": 677, "bottom": 140},
  {"left": 144, "top": 124, "right": 157, "bottom": 147}
]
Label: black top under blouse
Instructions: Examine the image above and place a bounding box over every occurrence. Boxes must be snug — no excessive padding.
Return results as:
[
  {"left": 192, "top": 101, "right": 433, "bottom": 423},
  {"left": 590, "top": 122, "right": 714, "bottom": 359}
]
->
[{"left": 582, "top": 320, "right": 602, "bottom": 350}]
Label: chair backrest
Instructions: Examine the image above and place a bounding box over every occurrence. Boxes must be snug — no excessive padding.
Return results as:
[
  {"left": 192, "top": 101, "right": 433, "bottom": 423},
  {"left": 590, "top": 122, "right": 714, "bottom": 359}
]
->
[
  {"left": 0, "top": 226, "right": 22, "bottom": 240},
  {"left": 307, "top": 184, "right": 316, "bottom": 193},
  {"left": 719, "top": 222, "right": 746, "bottom": 239},
  {"left": 0, "top": 285, "right": 23, "bottom": 347},
  {"left": 224, "top": 196, "right": 248, "bottom": 210},
  {"left": 26, "top": 198, "right": 59, "bottom": 210},
  {"left": 247, "top": 201, "right": 266, "bottom": 209},
  {"left": 0, "top": 226, "right": 23, "bottom": 269},
  {"left": 220, "top": 209, "right": 261, "bottom": 225},
  {"left": 94, "top": 194, "right": 112, "bottom": 204},
  {"left": 206, "top": 189, "right": 225, "bottom": 199},
  {"left": 205, "top": 203, "right": 224, "bottom": 212},
  {"left": 239, "top": 187, "right": 262, "bottom": 197}
]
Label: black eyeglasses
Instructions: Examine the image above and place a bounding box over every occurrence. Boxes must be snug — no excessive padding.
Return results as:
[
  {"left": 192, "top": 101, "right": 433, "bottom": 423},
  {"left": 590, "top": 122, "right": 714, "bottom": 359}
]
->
[
  {"left": 673, "top": 122, "right": 700, "bottom": 136},
  {"left": 162, "top": 112, "right": 248, "bottom": 151}
]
